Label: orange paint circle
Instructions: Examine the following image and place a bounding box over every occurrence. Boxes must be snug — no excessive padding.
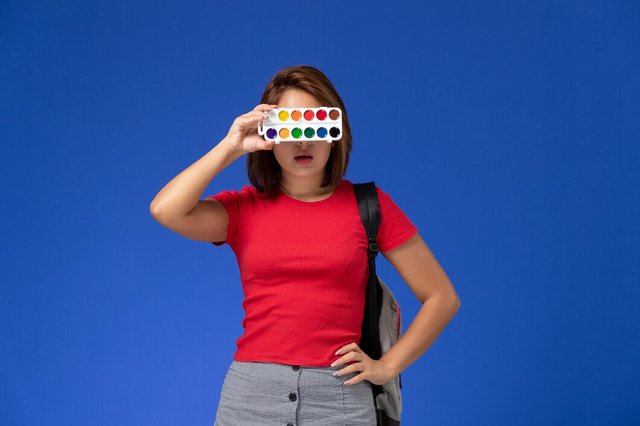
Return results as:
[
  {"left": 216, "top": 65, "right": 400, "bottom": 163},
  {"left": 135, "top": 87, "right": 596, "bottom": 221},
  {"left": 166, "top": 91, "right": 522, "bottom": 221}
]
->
[{"left": 279, "top": 128, "right": 290, "bottom": 138}]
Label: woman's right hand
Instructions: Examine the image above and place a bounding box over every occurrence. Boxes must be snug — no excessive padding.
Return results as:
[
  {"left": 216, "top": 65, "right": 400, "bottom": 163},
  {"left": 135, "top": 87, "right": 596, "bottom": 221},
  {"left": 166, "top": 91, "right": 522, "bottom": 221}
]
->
[{"left": 223, "top": 103, "right": 279, "bottom": 153}]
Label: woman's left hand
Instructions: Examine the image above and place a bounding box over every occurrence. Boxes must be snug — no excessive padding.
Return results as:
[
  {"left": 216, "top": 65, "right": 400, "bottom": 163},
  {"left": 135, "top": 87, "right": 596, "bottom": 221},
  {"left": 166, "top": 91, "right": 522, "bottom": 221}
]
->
[{"left": 330, "top": 342, "right": 396, "bottom": 386}]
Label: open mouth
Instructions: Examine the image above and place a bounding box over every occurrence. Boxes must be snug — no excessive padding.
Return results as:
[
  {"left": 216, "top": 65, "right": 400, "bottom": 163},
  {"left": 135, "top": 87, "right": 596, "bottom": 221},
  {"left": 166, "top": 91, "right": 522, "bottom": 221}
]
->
[{"left": 294, "top": 153, "right": 313, "bottom": 164}]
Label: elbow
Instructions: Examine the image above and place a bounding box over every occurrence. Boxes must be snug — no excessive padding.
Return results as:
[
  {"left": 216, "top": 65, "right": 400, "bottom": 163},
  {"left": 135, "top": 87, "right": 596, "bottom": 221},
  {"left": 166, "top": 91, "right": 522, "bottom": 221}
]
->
[
  {"left": 447, "top": 285, "right": 461, "bottom": 312},
  {"left": 442, "top": 293, "right": 461, "bottom": 313},
  {"left": 450, "top": 290, "right": 461, "bottom": 313},
  {"left": 149, "top": 199, "right": 168, "bottom": 222},
  {"left": 149, "top": 200, "right": 162, "bottom": 218},
  {"left": 425, "top": 293, "right": 460, "bottom": 312}
]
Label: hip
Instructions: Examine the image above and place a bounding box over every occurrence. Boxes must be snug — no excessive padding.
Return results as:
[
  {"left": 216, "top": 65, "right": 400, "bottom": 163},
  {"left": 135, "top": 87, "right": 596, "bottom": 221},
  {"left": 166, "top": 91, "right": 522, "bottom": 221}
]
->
[{"left": 214, "top": 360, "right": 376, "bottom": 425}]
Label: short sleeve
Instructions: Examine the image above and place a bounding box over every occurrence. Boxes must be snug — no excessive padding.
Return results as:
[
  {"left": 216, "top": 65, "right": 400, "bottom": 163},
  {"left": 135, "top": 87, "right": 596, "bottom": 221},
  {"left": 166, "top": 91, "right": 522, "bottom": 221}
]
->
[
  {"left": 375, "top": 186, "right": 419, "bottom": 253},
  {"left": 206, "top": 188, "right": 242, "bottom": 248}
]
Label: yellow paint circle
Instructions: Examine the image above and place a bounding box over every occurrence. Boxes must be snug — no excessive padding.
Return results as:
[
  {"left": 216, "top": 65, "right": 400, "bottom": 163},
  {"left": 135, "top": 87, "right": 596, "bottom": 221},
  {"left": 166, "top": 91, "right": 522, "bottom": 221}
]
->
[{"left": 278, "top": 110, "right": 289, "bottom": 121}]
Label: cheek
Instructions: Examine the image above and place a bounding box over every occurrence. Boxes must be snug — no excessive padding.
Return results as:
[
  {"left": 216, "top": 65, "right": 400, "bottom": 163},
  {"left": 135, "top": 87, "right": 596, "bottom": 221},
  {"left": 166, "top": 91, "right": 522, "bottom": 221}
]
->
[
  {"left": 272, "top": 147, "right": 287, "bottom": 162},
  {"left": 320, "top": 145, "right": 334, "bottom": 160}
]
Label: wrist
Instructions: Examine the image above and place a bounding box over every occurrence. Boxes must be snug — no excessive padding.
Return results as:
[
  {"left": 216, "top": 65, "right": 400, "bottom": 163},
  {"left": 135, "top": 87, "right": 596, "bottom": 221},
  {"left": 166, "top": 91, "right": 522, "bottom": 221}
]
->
[
  {"left": 379, "top": 357, "right": 400, "bottom": 379},
  {"left": 220, "top": 137, "right": 243, "bottom": 157}
]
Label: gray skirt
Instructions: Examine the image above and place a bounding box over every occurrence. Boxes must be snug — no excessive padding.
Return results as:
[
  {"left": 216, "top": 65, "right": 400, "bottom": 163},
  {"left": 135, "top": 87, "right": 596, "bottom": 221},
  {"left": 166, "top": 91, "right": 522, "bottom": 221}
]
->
[{"left": 214, "top": 360, "right": 376, "bottom": 425}]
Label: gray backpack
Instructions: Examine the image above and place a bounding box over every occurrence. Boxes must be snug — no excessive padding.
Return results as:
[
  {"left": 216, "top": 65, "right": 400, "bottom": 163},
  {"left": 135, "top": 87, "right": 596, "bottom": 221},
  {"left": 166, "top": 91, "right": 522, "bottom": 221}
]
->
[{"left": 354, "top": 182, "right": 403, "bottom": 426}]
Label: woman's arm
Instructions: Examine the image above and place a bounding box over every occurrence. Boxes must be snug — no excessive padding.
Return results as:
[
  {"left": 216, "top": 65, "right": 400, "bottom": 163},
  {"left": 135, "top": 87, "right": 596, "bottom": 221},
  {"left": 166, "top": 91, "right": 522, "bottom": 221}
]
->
[
  {"left": 148, "top": 139, "right": 245, "bottom": 242},
  {"left": 378, "top": 233, "right": 461, "bottom": 377},
  {"left": 149, "top": 103, "right": 277, "bottom": 240},
  {"left": 149, "top": 139, "right": 243, "bottom": 219}
]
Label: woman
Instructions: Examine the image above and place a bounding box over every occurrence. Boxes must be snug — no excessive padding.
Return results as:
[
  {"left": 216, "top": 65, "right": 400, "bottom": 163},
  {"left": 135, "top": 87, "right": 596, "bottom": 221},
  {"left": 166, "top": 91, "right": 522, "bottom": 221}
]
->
[{"left": 150, "top": 65, "right": 461, "bottom": 425}]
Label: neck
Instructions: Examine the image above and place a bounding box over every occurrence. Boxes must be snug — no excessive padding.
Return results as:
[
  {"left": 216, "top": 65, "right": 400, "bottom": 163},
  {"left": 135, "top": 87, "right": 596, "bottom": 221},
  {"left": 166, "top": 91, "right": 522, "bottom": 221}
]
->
[{"left": 279, "top": 175, "right": 337, "bottom": 200}]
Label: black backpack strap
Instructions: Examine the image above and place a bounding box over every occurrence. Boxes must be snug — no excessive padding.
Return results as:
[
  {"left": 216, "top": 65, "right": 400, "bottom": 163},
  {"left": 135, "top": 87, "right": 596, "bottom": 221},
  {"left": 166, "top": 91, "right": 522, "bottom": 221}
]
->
[
  {"left": 353, "top": 182, "right": 383, "bottom": 361},
  {"left": 354, "top": 182, "right": 381, "bottom": 257}
]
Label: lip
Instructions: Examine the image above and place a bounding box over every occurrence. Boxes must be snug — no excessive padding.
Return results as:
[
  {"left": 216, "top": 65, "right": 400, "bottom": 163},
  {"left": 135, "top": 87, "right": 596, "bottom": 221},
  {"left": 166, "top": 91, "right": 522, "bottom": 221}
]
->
[{"left": 294, "top": 152, "right": 313, "bottom": 159}]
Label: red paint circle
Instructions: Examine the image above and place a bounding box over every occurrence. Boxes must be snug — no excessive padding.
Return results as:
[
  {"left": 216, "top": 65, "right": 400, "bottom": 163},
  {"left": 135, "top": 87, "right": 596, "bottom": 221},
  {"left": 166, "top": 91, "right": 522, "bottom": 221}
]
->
[{"left": 304, "top": 110, "right": 315, "bottom": 120}]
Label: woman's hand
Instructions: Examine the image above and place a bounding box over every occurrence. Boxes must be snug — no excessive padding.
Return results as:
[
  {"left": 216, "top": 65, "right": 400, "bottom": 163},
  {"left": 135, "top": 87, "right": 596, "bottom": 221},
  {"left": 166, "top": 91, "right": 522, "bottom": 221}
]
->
[
  {"left": 330, "top": 342, "right": 397, "bottom": 386},
  {"left": 223, "top": 103, "right": 279, "bottom": 153}
]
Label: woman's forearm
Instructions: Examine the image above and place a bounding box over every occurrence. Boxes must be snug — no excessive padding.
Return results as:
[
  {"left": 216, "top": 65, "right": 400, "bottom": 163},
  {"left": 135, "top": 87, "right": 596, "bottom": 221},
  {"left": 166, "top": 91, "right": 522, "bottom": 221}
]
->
[
  {"left": 149, "top": 138, "right": 244, "bottom": 219},
  {"left": 380, "top": 295, "right": 460, "bottom": 377}
]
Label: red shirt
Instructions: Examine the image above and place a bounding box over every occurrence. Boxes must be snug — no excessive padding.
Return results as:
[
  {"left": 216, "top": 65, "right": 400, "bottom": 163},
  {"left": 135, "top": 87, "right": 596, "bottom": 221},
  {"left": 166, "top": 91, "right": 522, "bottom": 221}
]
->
[{"left": 207, "top": 178, "right": 418, "bottom": 366}]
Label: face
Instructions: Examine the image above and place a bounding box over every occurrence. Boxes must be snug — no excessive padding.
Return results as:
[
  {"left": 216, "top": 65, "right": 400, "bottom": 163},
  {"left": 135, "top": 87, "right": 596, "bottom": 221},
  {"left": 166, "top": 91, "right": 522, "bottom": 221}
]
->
[{"left": 271, "top": 89, "right": 334, "bottom": 183}]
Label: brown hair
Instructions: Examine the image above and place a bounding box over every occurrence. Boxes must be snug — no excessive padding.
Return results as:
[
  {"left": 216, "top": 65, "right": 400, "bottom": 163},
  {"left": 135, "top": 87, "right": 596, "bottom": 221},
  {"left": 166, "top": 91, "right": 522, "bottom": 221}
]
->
[{"left": 247, "top": 65, "right": 352, "bottom": 196}]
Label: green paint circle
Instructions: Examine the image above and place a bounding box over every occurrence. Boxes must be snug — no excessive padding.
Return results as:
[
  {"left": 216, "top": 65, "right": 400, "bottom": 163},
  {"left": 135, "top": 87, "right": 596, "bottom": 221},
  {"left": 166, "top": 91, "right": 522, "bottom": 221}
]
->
[
  {"left": 292, "top": 128, "right": 302, "bottom": 138},
  {"left": 304, "top": 127, "right": 315, "bottom": 138}
]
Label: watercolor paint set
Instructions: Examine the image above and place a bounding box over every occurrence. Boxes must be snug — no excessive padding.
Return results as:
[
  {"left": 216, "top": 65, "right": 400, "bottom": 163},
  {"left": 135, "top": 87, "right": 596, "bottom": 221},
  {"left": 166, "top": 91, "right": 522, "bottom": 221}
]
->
[{"left": 257, "top": 107, "right": 343, "bottom": 143}]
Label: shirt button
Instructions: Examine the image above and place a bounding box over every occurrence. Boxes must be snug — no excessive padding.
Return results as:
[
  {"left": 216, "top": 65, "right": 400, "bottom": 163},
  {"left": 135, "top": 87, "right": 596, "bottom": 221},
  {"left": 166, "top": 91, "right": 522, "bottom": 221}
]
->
[
  {"left": 292, "top": 365, "right": 300, "bottom": 371},
  {"left": 288, "top": 392, "right": 297, "bottom": 401}
]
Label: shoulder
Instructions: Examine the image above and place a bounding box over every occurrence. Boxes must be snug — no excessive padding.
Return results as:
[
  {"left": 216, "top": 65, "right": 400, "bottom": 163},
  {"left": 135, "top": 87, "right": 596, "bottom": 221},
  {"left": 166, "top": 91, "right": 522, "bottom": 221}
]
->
[
  {"left": 373, "top": 182, "right": 410, "bottom": 213},
  {"left": 339, "top": 178, "right": 353, "bottom": 188},
  {"left": 344, "top": 179, "right": 396, "bottom": 203},
  {"left": 357, "top": 181, "right": 394, "bottom": 203},
  {"left": 207, "top": 184, "right": 262, "bottom": 202}
]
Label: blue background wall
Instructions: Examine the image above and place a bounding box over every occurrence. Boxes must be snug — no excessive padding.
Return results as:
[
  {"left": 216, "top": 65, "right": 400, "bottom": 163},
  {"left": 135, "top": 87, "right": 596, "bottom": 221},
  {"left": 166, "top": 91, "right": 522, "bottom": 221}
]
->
[{"left": 2, "top": 1, "right": 639, "bottom": 424}]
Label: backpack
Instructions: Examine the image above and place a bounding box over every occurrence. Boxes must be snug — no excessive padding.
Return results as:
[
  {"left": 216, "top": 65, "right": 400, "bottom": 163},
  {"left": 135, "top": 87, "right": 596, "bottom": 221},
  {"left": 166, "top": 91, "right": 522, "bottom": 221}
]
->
[{"left": 354, "top": 182, "right": 403, "bottom": 426}]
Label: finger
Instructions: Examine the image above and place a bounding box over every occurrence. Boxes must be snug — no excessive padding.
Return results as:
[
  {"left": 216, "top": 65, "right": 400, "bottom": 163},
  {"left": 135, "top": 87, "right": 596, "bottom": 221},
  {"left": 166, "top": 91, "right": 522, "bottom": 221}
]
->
[
  {"left": 235, "top": 111, "right": 269, "bottom": 128},
  {"left": 336, "top": 342, "right": 360, "bottom": 355},
  {"left": 235, "top": 110, "right": 263, "bottom": 123},
  {"left": 343, "top": 369, "right": 368, "bottom": 385},
  {"left": 252, "top": 103, "right": 279, "bottom": 112},
  {"left": 333, "top": 361, "right": 363, "bottom": 378},
  {"left": 344, "top": 373, "right": 366, "bottom": 386},
  {"left": 331, "top": 351, "right": 361, "bottom": 367},
  {"left": 260, "top": 139, "right": 275, "bottom": 150},
  {"left": 251, "top": 103, "right": 272, "bottom": 111},
  {"left": 254, "top": 109, "right": 274, "bottom": 122},
  {"left": 246, "top": 110, "right": 269, "bottom": 120}
]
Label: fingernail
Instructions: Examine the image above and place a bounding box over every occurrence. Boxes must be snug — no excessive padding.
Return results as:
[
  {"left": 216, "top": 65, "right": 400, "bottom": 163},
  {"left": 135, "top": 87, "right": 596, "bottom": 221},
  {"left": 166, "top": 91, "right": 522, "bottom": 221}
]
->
[
  {"left": 330, "top": 362, "right": 336, "bottom": 367},
  {"left": 332, "top": 371, "right": 339, "bottom": 376}
]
